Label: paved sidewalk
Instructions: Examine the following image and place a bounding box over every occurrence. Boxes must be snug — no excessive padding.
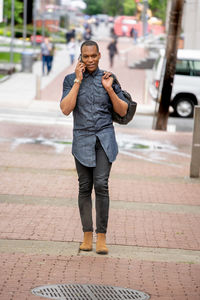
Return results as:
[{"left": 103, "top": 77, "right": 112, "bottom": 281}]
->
[
  {"left": 0, "top": 34, "right": 200, "bottom": 300},
  {"left": 0, "top": 119, "right": 200, "bottom": 300}
]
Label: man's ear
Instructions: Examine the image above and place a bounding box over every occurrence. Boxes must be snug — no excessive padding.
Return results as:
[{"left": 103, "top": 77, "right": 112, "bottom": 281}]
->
[{"left": 99, "top": 52, "right": 101, "bottom": 59}]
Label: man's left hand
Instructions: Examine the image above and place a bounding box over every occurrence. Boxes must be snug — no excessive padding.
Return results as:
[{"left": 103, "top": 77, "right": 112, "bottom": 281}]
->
[{"left": 102, "top": 72, "right": 113, "bottom": 91}]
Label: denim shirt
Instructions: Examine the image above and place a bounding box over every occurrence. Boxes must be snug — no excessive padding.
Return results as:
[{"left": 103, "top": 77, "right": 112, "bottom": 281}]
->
[{"left": 61, "top": 67, "right": 128, "bottom": 167}]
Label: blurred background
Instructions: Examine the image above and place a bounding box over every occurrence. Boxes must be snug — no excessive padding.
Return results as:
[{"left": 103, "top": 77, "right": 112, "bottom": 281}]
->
[{"left": 0, "top": 0, "right": 200, "bottom": 131}]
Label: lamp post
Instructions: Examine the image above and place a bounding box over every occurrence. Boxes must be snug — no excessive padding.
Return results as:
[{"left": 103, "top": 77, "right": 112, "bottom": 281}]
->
[
  {"left": 10, "top": 0, "right": 15, "bottom": 64},
  {"left": 33, "top": 0, "right": 37, "bottom": 50},
  {"left": 23, "top": 0, "right": 27, "bottom": 51},
  {"left": 142, "top": 0, "right": 148, "bottom": 38},
  {"left": 42, "top": 0, "right": 45, "bottom": 41}
]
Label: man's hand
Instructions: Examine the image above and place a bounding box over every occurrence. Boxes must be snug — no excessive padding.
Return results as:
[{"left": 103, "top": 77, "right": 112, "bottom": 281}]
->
[
  {"left": 75, "top": 61, "right": 86, "bottom": 82},
  {"left": 102, "top": 71, "right": 113, "bottom": 91}
]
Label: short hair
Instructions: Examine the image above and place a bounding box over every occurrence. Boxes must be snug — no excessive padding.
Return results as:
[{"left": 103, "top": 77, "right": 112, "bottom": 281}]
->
[{"left": 81, "top": 40, "right": 99, "bottom": 53}]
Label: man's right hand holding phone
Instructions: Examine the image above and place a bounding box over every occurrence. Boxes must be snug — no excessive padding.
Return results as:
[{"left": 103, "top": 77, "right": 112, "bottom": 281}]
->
[
  {"left": 75, "top": 58, "right": 86, "bottom": 84},
  {"left": 60, "top": 58, "right": 86, "bottom": 115}
]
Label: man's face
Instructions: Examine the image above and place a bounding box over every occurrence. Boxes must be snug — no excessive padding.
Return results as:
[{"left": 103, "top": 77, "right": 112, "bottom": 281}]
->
[{"left": 81, "top": 45, "right": 101, "bottom": 73}]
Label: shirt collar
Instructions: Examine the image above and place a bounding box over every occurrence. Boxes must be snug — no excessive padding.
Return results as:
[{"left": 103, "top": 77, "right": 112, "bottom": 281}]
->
[{"left": 83, "top": 67, "right": 100, "bottom": 78}]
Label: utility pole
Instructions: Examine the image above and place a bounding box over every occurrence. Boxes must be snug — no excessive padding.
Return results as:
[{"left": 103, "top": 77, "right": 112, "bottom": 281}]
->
[{"left": 155, "top": 0, "right": 184, "bottom": 130}]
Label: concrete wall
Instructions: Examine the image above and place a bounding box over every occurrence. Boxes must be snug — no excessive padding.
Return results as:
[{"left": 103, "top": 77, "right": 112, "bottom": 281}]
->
[{"left": 183, "top": 0, "right": 200, "bottom": 49}]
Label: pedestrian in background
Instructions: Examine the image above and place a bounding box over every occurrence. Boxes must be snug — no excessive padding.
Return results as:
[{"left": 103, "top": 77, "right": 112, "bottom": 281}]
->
[
  {"left": 66, "top": 28, "right": 76, "bottom": 44},
  {"left": 49, "top": 41, "right": 55, "bottom": 73},
  {"left": 67, "top": 37, "right": 76, "bottom": 65},
  {"left": 107, "top": 38, "right": 118, "bottom": 68},
  {"left": 130, "top": 26, "right": 138, "bottom": 44},
  {"left": 60, "top": 40, "right": 128, "bottom": 255},
  {"left": 76, "top": 29, "right": 83, "bottom": 44},
  {"left": 122, "top": 24, "right": 128, "bottom": 36},
  {"left": 83, "top": 27, "right": 92, "bottom": 41},
  {"left": 41, "top": 37, "right": 52, "bottom": 75}
]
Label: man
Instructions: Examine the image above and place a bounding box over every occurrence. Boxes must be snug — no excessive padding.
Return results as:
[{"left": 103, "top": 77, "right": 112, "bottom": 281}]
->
[
  {"left": 107, "top": 38, "right": 118, "bottom": 68},
  {"left": 60, "top": 40, "right": 128, "bottom": 254},
  {"left": 41, "top": 37, "right": 52, "bottom": 75}
]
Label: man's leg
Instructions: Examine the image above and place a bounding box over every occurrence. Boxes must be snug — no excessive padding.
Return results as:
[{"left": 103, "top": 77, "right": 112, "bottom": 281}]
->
[
  {"left": 75, "top": 158, "right": 93, "bottom": 251},
  {"left": 109, "top": 54, "right": 113, "bottom": 67},
  {"left": 42, "top": 55, "right": 45, "bottom": 75},
  {"left": 93, "top": 139, "right": 112, "bottom": 254},
  {"left": 93, "top": 139, "right": 112, "bottom": 234},
  {"left": 75, "top": 158, "right": 93, "bottom": 232},
  {"left": 46, "top": 56, "right": 51, "bottom": 74}
]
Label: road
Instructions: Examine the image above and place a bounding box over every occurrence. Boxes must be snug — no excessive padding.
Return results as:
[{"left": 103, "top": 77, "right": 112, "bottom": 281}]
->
[
  {"left": 129, "top": 114, "right": 194, "bottom": 132},
  {"left": 0, "top": 107, "right": 194, "bottom": 132}
]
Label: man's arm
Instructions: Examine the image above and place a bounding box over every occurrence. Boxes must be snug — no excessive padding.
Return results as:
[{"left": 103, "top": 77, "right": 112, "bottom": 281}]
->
[
  {"left": 102, "top": 73, "right": 128, "bottom": 117},
  {"left": 60, "top": 80, "right": 80, "bottom": 116},
  {"left": 60, "top": 61, "right": 85, "bottom": 116}
]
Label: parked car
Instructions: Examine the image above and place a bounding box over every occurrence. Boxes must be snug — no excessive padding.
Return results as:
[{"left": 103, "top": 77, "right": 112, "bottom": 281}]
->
[
  {"left": 30, "top": 35, "right": 43, "bottom": 44},
  {"left": 149, "top": 49, "right": 200, "bottom": 118}
]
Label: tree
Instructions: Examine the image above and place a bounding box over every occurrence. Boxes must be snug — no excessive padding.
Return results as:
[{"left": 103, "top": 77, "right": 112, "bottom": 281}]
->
[
  {"left": 148, "top": 0, "right": 167, "bottom": 22},
  {"left": 102, "top": 0, "right": 124, "bottom": 16},
  {"left": 84, "top": 0, "right": 136, "bottom": 17},
  {"left": 155, "top": 0, "right": 184, "bottom": 130},
  {"left": 123, "top": 0, "right": 136, "bottom": 16},
  {"left": 4, "top": 0, "right": 23, "bottom": 25},
  {"left": 84, "top": 0, "right": 103, "bottom": 15}
]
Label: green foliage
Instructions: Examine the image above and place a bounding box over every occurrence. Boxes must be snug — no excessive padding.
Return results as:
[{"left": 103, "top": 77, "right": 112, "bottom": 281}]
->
[
  {"left": 84, "top": 0, "right": 136, "bottom": 16},
  {"left": 102, "top": 0, "right": 124, "bottom": 16},
  {"left": 0, "top": 28, "right": 11, "bottom": 37},
  {"left": 3, "top": 0, "right": 23, "bottom": 25},
  {"left": 84, "top": 0, "right": 104, "bottom": 15},
  {"left": 6, "top": 31, "right": 11, "bottom": 37},
  {"left": 26, "top": 25, "right": 50, "bottom": 37},
  {"left": 13, "top": 25, "right": 50, "bottom": 38},
  {"left": 148, "top": 0, "right": 168, "bottom": 22},
  {"left": 0, "top": 52, "right": 21, "bottom": 63},
  {"left": 123, "top": 0, "right": 136, "bottom": 16}
]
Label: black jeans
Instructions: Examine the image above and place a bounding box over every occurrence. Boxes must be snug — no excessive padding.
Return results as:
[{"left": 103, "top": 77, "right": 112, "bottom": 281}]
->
[{"left": 75, "top": 138, "right": 112, "bottom": 234}]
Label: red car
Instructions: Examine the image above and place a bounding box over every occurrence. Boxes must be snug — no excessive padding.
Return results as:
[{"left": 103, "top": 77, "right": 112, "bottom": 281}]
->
[{"left": 30, "top": 35, "right": 44, "bottom": 44}]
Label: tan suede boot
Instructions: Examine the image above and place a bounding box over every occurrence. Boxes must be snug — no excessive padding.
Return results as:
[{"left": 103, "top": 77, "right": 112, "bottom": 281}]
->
[
  {"left": 96, "top": 233, "right": 108, "bottom": 254},
  {"left": 79, "top": 232, "right": 93, "bottom": 251}
]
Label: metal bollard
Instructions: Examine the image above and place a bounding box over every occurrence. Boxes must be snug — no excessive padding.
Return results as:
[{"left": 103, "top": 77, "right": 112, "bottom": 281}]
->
[
  {"left": 35, "top": 75, "right": 41, "bottom": 99},
  {"left": 190, "top": 106, "right": 200, "bottom": 178},
  {"left": 21, "top": 52, "right": 33, "bottom": 73}
]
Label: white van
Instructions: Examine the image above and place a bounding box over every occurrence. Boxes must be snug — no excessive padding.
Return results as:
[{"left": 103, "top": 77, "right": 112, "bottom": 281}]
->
[{"left": 149, "top": 49, "right": 200, "bottom": 118}]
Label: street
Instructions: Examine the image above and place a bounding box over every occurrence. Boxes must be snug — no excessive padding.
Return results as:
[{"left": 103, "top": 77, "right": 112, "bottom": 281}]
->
[{"left": 129, "top": 114, "right": 194, "bottom": 132}]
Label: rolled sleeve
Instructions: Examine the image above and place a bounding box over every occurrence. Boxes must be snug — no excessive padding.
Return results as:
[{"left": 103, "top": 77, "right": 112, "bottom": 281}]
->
[
  {"left": 112, "top": 81, "right": 129, "bottom": 105},
  {"left": 60, "top": 75, "right": 74, "bottom": 102}
]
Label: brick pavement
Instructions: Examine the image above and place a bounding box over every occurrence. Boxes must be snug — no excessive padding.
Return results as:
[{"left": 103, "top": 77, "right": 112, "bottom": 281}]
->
[
  {"left": 0, "top": 120, "right": 200, "bottom": 300},
  {"left": 0, "top": 253, "right": 199, "bottom": 300}
]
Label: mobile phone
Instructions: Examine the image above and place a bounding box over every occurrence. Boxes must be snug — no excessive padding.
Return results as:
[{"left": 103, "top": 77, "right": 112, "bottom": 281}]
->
[
  {"left": 79, "top": 54, "right": 83, "bottom": 62},
  {"left": 79, "top": 54, "right": 85, "bottom": 74}
]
